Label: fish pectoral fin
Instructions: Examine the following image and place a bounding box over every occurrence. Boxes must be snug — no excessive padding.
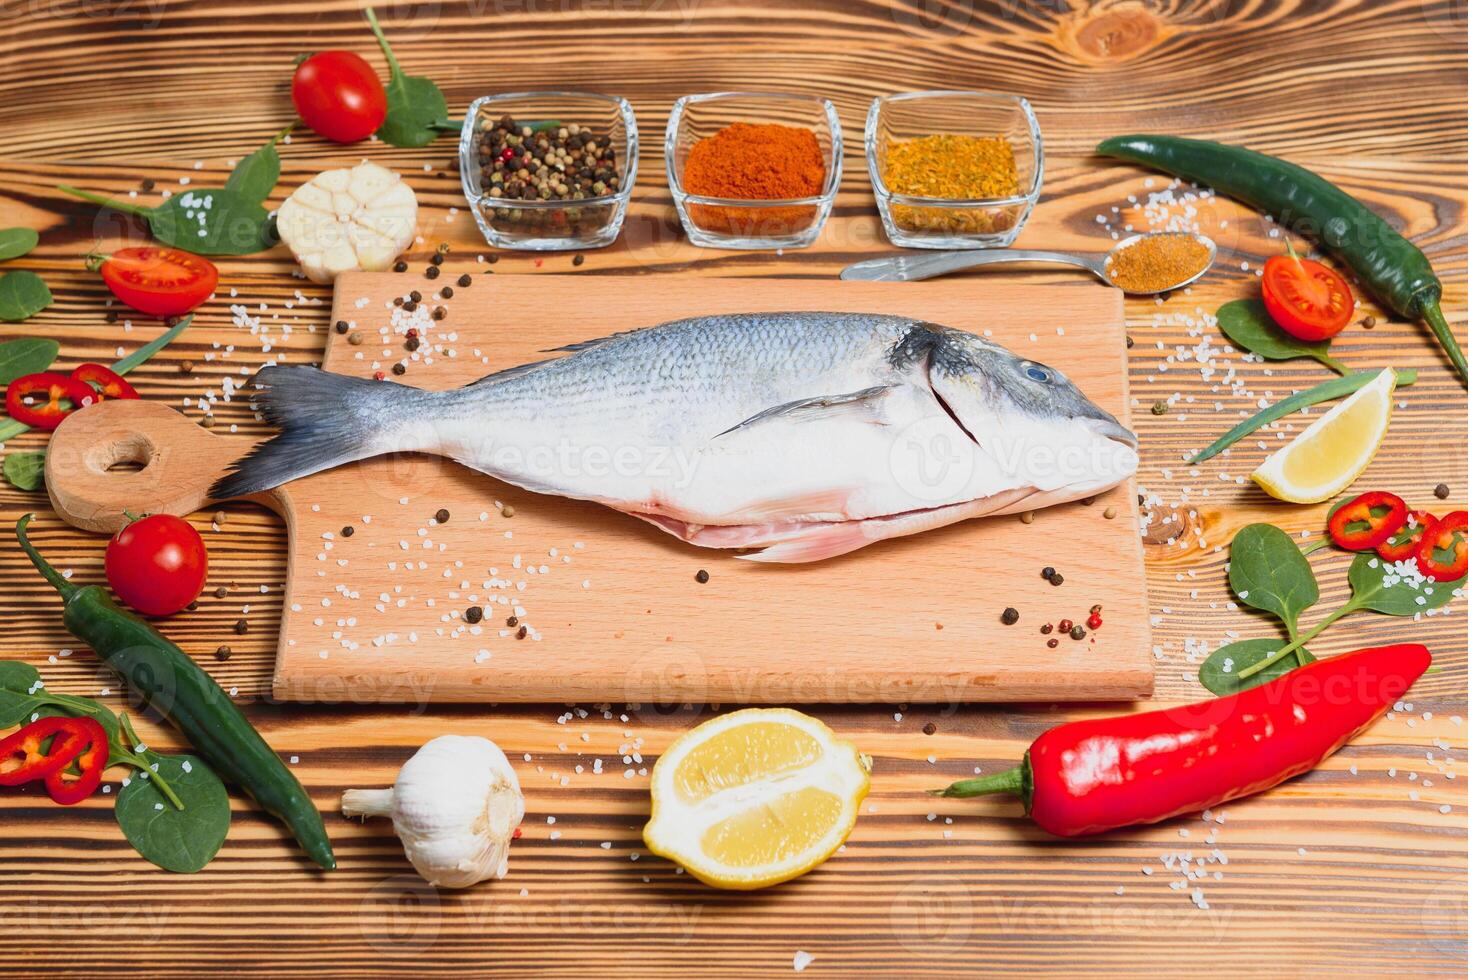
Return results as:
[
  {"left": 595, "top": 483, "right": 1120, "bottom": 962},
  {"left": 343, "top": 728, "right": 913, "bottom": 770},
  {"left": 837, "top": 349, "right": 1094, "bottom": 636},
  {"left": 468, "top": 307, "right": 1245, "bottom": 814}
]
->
[{"left": 713, "top": 384, "right": 897, "bottom": 439}]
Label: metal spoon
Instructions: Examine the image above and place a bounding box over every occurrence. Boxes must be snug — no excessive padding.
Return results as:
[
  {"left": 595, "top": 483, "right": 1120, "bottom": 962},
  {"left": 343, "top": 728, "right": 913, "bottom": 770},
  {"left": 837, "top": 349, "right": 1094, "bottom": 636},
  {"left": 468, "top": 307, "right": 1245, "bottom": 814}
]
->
[{"left": 840, "top": 232, "right": 1216, "bottom": 294}]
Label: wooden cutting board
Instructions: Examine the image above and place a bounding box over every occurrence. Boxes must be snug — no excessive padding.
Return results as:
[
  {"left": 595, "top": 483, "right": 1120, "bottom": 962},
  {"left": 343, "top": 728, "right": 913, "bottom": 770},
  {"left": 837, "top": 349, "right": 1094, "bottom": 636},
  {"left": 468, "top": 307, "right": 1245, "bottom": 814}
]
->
[{"left": 45, "top": 275, "right": 1150, "bottom": 703}]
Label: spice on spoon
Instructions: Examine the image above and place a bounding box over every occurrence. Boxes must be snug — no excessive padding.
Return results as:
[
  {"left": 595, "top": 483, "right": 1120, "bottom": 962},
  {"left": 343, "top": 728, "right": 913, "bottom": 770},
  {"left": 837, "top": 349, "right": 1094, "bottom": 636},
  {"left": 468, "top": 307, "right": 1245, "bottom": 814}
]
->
[{"left": 1104, "top": 233, "right": 1212, "bottom": 293}]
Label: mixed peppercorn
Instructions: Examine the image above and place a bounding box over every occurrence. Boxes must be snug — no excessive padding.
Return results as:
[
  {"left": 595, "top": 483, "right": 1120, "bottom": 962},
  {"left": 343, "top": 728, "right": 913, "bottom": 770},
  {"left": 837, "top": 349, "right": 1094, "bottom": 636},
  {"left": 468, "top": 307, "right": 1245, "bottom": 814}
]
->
[{"left": 478, "top": 117, "right": 621, "bottom": 202}]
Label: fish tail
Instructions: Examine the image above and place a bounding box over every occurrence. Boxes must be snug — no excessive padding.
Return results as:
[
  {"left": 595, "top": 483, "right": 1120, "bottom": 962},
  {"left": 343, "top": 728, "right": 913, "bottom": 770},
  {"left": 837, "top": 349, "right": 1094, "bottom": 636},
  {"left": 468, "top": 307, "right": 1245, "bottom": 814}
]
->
[{"left": 210, "top": 365, "right": 429, "bottom": 499}]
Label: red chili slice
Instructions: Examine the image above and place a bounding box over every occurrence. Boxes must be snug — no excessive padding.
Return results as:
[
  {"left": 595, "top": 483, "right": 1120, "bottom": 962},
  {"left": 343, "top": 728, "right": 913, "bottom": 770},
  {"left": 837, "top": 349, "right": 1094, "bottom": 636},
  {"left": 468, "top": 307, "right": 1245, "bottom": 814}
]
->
[
  {"left": 44, "top": 718, "right": 108, "bottom": 805},
  {"left": 1416, "top": 511, "right": 1468, "bottom": 582},
  {"left": 1377, "top": 510, "right": 1437, "bottom": 563},
  {"left": 4, "top": 372, "right": 99, "bottom": 430},
  {"left": 0, "top": 716, "right": 99, "bottom": 788},
  {"left": 70, "top": 363, "right": 138, "bottom": 401},
  {"left": 1327, "top": 491, "right": 1408, "bottom": 551}
]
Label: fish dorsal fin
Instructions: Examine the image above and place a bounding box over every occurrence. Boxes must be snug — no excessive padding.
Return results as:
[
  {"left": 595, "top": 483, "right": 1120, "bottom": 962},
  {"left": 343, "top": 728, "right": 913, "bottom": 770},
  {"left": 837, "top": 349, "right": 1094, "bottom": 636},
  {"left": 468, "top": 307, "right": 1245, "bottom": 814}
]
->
[
  {"left": 713, "top": 384, "right": 896, "bottom": 439},
  {"left": 466, "top": 327, "right": 654, "bottom": 387},
  {"left": 541, "top": 327, "right": 650, "bottom": 355},
  {"left": 463, "top": 357, "right": 559, "bottom": 387}
]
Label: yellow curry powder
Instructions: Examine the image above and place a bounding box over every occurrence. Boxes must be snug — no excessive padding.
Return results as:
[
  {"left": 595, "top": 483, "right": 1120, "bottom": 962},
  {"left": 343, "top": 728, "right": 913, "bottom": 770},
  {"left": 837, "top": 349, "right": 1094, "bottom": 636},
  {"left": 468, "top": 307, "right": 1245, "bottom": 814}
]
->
[
  {"left": 881, "top": 134, "right": 1021, "bottom": 234},
  {"left": 1103, "top": 233, "right": 1212, "bottom": 293}
]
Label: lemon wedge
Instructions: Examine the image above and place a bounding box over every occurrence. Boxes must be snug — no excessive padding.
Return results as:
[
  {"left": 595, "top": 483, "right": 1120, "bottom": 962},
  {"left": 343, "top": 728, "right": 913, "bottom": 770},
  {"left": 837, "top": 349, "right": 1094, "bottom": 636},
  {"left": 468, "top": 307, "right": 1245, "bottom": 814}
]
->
[
  {"left": 643, "top": 708, "right": 870, "bottom": 889},
  {"left": 1252, "top": 367, "right": 1396, "bottom": 503}
]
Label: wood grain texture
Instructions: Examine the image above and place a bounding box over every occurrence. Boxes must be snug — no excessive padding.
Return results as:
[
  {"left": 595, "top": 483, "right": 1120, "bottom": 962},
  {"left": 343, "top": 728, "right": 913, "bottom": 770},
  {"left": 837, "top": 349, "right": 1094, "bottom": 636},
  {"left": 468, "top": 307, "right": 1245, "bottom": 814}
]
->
[{"left": 1, "top": 0, "right": 1467, "bottom": 975}]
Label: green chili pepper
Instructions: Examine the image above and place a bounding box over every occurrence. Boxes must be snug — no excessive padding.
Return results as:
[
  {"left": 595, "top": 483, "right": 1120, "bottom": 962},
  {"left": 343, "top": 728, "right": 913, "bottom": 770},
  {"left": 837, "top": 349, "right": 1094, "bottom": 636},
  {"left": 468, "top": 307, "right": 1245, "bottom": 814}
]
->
[
  {"left": 15, "top": 514, "right": 334, "bottom": 870},
  {"left": 1096, "top": 135, "right": 1468, "bottom": 390}
]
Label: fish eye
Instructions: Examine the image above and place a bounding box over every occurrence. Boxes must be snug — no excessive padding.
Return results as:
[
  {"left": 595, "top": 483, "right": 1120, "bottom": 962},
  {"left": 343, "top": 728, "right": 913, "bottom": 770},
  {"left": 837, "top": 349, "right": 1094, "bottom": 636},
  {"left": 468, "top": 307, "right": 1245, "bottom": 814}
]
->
[{"left": 1023, "top": 363, "right": 1052, "bottom": 383}]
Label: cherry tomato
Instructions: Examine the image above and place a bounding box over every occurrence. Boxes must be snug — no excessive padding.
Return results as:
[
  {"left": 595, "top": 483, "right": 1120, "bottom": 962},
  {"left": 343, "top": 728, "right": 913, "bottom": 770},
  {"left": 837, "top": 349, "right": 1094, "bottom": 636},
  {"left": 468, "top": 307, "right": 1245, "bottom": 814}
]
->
[
  {"left": 1376, "top": 510, "right": 1436, "bottom": 563},
  {"left": 1416, "top": 511, "right": 1468, "bottom": 582},
  {"left": 1261, "top": 253, "right": 1354, "bottom": 341},
  {"left": 1327, "top": 490, "right": 1407, "bottom": 551},
  {"left": 4, "top": 372, "right": 98, "bottom": 430},
  {"left": 99, "top": 247, "right": 218, "bottom": 317},
  {"left": 105, "top": 514, "right": 208, "bottom": 617},
  {"left": 291, "top": 51, "right": 387, "bottom": 143},
  {"left": 70, "top": 363, "right": 138, "bottom": 401}
]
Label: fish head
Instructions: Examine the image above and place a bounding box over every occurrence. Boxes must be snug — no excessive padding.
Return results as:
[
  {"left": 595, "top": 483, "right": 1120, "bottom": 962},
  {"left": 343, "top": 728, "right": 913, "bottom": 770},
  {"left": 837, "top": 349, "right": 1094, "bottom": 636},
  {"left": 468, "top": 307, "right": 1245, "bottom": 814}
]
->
[{"left": 924, "top": 328, "right": 1139, "bottom": 492}]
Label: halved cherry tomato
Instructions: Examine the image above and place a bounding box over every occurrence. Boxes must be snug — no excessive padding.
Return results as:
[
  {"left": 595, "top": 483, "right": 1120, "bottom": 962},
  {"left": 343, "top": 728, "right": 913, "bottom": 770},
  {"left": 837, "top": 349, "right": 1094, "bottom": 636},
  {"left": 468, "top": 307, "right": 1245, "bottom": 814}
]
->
[
  {"left": 1261, "top": 252, "right": 1354, "bottom": 341},
  {"left": 98, "top": 247, "right": 217, "bottom": 317},
  {"left": 292, "top": 50, "right": 387, "bottom": 143},
  {"left": 4, "top": 372, "right": 98, "bottom": 430},
  {"left": 1377, "top": 510, "right": 1437, "bottom": 563},
  {"left": 105, "top": 514, "right": 208, "bottom": 617},
  {"left": 1416, "top": 511, "right": 1468, "bottom": 582},
  {"left": 1327, "top": 491, "right": 1407, "bottom": 551},
  {"left": 70, "top": 363, "right": 138, "bottom": 401}
]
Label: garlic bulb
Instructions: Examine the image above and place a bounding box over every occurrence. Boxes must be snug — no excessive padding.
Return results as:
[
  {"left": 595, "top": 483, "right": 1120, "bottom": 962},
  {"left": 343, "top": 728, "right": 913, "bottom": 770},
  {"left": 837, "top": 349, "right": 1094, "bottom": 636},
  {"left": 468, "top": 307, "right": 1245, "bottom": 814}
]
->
[
  {"left": 275, "top": 160, "right": 417, "bottom": 283},
  {"left": 342, "top": 735, "right": 524, "bottom": 888}
]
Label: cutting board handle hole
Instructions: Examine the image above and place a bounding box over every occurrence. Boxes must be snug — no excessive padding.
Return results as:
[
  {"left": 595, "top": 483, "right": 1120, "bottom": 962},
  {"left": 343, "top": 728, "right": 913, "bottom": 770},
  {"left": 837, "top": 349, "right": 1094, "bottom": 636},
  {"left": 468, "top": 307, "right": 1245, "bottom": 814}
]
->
[{"left": 86, "top": 432, "right": 156, "bottom": 476}]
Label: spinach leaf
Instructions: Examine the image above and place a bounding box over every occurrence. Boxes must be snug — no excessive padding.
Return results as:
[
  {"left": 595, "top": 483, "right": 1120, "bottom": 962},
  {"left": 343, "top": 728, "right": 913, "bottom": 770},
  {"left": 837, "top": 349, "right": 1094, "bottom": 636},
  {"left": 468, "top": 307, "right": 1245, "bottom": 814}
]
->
[
  {"left": 0, "top": 661, "right": 43, "bottom": 727},
  {"left": 0, "top": 270, "right": 53, "bottom": 322},
  {"left": 366, "top": 7, "right": 452, "bottom": 147},
  {"left": 1228, "top": 523, "right": 1320, "bottom": 636},
  {"left": 116, "top": 754, "right": 231, "bottom": 873},
  {"left": 0, "top": 337, "right": 59, "bottom": 383},
  {"left": 3, "top": 451, "right": 44, "bottom": 491},
  {"left": 1199, "top": 637, "right": 1316, "bottom": 696},
  {"left": 1216, "top": 299, "right": 1347, "bottom": 375},
  {"left": 225, "top": 125, "right": 292, "bottom": 204},
  {"left": 1346, "top": 552, "right": 1464, "bottom": 615},
  {"left": 0, "top": 228, "right": 39, "bottom": 261},
  {"left": 57, "top": 185, "right": 275, "bottom": 256}
]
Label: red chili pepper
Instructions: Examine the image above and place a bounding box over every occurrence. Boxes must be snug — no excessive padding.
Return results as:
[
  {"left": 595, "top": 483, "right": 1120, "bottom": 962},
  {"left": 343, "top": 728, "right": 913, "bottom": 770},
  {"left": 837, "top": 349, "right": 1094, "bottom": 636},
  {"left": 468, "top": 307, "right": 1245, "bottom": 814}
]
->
[
  {"left": 44, "top": 718, "right": 108, "bottom": 805},
  {"left": 1328, "top": 491, "right": 1408, "bottom": 551},
  {"left": 934, "top": 643, "right": 1428, "bottom": 836},
  {"left": 1416, "top": 511, "right": 1468, "bottom": 582},
  {"left": 4, "top": 372, "right": 99, "bottom": 430},
  {"left": 1377, "top": 510, "right": 1437, "bottom": 563},
  {"left": 70, "top": 363, "right": 139, "bottom": 401},
  {"left": 0, "top": 716, "right": 107, "bottom": 805}
]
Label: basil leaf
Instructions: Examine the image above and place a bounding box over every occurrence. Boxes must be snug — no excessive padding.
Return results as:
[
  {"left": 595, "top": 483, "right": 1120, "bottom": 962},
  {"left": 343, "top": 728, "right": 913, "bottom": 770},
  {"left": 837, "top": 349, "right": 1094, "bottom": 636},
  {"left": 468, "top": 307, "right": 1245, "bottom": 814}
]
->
[
  {"left": 3, "top": 451, "right": 44, "bottom": 491},
  {"left": 225, "top": 134, "right": 284, "bottom": 204},
  {"left": 147, "top": 189, "right": 275, "bottom": 256},
  {"left": 116, "top": 754, "right": 231, "bottom": 873},
  {"left": 1199, "top": 637, "right": 1316, "bottom": 696},
  {"left": 0, "top": 270, "right": 53, "bottom": 322},
  {"left": 1228, "top": 523, "right": 1320, "bottom": 635},
  {"left": 0, "top": 660, "right": 44, "bottom": 727},
  {"left": 1216, "top": 299, "right": 1347, "bottom": 375},
  {"left": 0, "top": 337, "right": 59, "bottom": 383},
  {"left": 1346, "top": 552, "right": 1464, "bottom": 616},
  {"left": 0, "top": 228, "right": 39, "bottom": 261},
  {"left": 366, "top": 7, "right": 450, "bottom": 148}
]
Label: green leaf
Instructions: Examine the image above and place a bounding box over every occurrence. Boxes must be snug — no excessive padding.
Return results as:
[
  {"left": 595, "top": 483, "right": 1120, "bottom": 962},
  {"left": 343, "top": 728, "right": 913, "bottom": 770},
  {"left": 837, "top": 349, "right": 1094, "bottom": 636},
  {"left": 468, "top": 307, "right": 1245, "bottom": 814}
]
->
[
  {"left": 147, "top": 189, "right": 275, "bottom": 256},
  {"left": 1228, "top": 523, "right": 1320, "bottom": 635},
  {"left": 116, "top": 754, "right": 231, "bottom": 873},
  {"left": 1216, "top": 299, "right": 1347, "bottom": 375},
  {"left": 1346, "top": 551, "right": 1464, "bottom": 616},
  {"left": 0, "top": 660, "right": 43, "bottom": 727},
  {"left": 0, "top": 228, "right": 39, "bottom": 261},
  {"left": 366, "top": 7, "right": 450, "bottom": 148},
  {"left": 35, "top": 693, "right": 124, "bottom": 748},
  {"left": 3, "top": 451, "right": 44, "bottom": 490},
  {"left": 0, "top": 337, "right": 60, "bottom": 383},
  {"left": 1199, "top": 637, "right": 1316, "bottom": 696},
  {"left": 225, "top": 128, "right": 289, "bottom": 204},
  {"left": 0, "top": 270, "right": 53, "bottom": 322}
]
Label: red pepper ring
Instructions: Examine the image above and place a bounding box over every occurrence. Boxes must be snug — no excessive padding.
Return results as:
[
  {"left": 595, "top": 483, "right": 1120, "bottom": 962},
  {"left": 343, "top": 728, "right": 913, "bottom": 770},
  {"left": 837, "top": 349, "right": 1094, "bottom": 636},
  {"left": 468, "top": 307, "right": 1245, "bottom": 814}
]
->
[
  {"left": 1327, "top": 491, "right": 1408, "bottom": 551},
  {"left": 1377, "top": 510, "right": 1438, "bottom": 563},
  {"left": 70, "top": 363, "right": 139, "bottom": 401},
  {"left": 44, "top": 718, "right": 108, "bottom": 805},
  {"left": 3, "top": 371, "right": 99, "bottom": 430},
  {"left": 1416, "top": 510, "right": 1468, "bottom": 582},
  {"left": 0, "top": 716, "right": 98, "bottom": 787}
]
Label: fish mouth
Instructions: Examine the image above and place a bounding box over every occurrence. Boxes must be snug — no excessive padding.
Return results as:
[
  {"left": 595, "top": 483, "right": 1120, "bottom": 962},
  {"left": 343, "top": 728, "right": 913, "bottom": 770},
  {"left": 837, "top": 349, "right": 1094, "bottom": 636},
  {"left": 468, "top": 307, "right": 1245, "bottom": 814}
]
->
[{"left": 1088, "top": 417, "right": 1140, "bottom": 449}]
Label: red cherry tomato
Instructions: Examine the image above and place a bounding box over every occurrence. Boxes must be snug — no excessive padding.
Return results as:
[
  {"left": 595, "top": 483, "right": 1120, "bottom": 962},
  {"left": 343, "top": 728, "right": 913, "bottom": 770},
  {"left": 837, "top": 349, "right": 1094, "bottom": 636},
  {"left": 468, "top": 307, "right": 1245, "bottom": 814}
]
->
[
  {"left": 4, "top": 372, "right": 98, "bottom": 430},
  {"left": 70, "top": 363, "right": 139, "bottom": 401},
  {"left": 1261, "top": 253, "right": 1354, "bottom": 341},
  {"left": 1376, "top": 510, "right": 1437, "bottom": 563},
  {"left": 105, "top": 514, "right": 208, "bottom": 617},
  {"left": 99, "top": 247, "right": 218, "bottom": 317},
  {"left": 1416, "top": 511, "right": 1468, "bottom": 582},
  {"left": 291, "top": 50, "right": 387, "bottom": 143}
]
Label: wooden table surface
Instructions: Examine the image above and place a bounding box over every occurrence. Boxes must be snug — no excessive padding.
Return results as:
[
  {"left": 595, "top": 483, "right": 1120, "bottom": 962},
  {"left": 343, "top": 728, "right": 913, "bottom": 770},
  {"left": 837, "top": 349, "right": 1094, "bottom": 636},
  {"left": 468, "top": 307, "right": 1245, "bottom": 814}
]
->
[{"left": 4, "top": 0, "right": 1468, "bottom": 975}]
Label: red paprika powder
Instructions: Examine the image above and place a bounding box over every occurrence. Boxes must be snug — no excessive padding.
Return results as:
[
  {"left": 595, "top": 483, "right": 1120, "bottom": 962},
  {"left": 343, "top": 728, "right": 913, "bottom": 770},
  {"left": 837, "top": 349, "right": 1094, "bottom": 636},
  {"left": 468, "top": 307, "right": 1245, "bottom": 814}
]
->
[{"left": 682, "top": 122, "right": 827, "bottom": 236}]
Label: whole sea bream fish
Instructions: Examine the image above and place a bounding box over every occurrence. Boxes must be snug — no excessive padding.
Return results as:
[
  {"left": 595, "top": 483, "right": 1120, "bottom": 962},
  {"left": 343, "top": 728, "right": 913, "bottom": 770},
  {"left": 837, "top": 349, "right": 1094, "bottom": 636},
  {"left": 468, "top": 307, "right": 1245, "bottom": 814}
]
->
[{"left": 212, "top": 313, "right": 1138, "bottom": 562}]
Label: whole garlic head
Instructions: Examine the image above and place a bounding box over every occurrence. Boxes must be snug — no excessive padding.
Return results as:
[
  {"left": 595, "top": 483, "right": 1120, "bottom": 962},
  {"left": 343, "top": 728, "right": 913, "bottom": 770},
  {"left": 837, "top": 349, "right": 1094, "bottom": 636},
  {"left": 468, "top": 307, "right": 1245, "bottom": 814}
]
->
[
  {"left": 276, "top": 160, "right": 417, "bottom": 283},
  {"left": 342, "top": 735, "right": 524, "bottom": 889}
]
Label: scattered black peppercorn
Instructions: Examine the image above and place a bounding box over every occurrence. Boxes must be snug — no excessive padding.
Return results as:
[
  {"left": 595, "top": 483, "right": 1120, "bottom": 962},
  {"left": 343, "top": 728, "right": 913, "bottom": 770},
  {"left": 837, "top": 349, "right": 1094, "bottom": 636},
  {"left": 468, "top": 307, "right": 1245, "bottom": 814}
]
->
[
  {"left": 1070, "top": 625, "right": 1087, "bottom": 640},
  {"left": 393, "top": 260, "right": 408, "bottom": 273},
  {"left": 458, "top": 274, "right": 472, "bottom": 286},
  {"left": 516, "top": 625, "right": 528, "bottom": 639},
  {"left": 334, "top": 320, "right": 349, "bottom": 334},
  {"left": 186, "top": 601, "right": 199, "bottom": 612},
  {"left": 214, "top": 645, "right": 232, "bottom": 661},
  {"left": 409, "top": 290, "right": 422, "bottom": 302},
  {"left": 140, "top": 177, "right": 155, "bottom": 192},
  {"left": 1041, "top": 566, "right": 1056, "bottom": 581},
  {"left": 391, "top": 363, "right": 406, "bottom": 376},
  {"left": 341, "top": 525, "right": 354, "bottom": 537},
  {"left": 1040, "top": 623, "right": 1053, "bottom": 635},
  {"left": 405, "top": 337, "right": 420, "bottom": 352},
  {"left": 430, "top": 252, "right": 444, "bottom": 266},
  {"left": 695, "top": 569, "right": 710, "bottom": 583},
  {"left": 1362, "top": 315, "right": 1377, "bottom": 328},
  {"left": 233, "top": 619, "right": 249, "bottom": 634},
  {"left": 922, "top": 722, "right": 937, "bottom": 736},
  {"left": 1435, "top": 483, "right": 1450, "bottom": 500},
  {"left": 435, "top": 508, "right": 450, "bottom": 523},
  {"left": 403, "top": 300, "right": 418, "bottom": 312},
  {"left": 440, "top": 285, "right": 453, "bottom": 299},
  {"left": 425, "top": 266, "right": 440, "bottom": 280},
  {"left": 432, "top": 307, "right": 447, "bottom": 320},
  {"left": 1000, "top": 607, "right": 1019, "bottom": 625},
  {"left": 465, "top": 606, "right": 484, "bottom": 624},
  {"left": 1151, "top": 401, "right": 1169, "bottom": 416},
  {"left": 214, "top": 586, "right": 228, "bottom": 599},
  {"left": 1049, "top": 573, "right": 1064, "bottom": 587},
  {"left": 573, "top": 254, "right": 585, "bottom": 266},
  {"left": 487, "top": 255, "right": 499, "bottom": 265},
  {"left": 1125, "top": 335, "right": 1134, "bottom": 349},
  {"left": 507, "top": 615, "right": 519, "bottom": 627}
]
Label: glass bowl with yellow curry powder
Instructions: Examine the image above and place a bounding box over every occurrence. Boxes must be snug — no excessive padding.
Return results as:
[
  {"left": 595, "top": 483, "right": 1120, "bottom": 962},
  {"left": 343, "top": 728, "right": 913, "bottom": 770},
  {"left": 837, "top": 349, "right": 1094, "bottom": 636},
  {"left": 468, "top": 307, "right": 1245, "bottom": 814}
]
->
[
  {"left": 866, "top": 91, "right": 1042, "bottom": 248},
  {"left": 666, "top": 92, "right": 842, "bottom": 249}
]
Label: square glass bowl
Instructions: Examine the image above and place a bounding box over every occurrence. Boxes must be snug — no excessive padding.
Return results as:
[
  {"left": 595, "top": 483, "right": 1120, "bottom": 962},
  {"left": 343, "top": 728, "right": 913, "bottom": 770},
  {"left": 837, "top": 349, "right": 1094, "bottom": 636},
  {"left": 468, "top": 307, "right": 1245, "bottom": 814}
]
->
[
  {"left": 865, "top": 91, "right": 1042, "bottom": 249},
  {"left": 458, "top": 91, "right": 637, "bottom": 250},
  {"left": 665, "top": 92, "right": 842, "bottom": 249}
]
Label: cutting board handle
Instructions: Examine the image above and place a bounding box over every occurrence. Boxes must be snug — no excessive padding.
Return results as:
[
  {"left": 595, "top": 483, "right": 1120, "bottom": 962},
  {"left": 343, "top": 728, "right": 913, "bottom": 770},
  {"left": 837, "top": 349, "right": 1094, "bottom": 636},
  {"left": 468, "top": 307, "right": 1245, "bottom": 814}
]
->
[{"left": 44, "top": 400, "right": 266, "bottom": 533}]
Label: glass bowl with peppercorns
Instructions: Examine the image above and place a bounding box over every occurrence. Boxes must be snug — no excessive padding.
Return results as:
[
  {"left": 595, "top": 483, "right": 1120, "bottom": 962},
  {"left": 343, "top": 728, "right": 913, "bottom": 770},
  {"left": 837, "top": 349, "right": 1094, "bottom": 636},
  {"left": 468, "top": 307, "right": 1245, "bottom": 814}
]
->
[
  {"left": 865, "top": 91, "right": 1043, "bottom": 249},
  {"left": 665, "top": 92, "right": 842, "bottom": 249},
  {"left": 458, "top": 92, "right": 638, "bottom": 250}
]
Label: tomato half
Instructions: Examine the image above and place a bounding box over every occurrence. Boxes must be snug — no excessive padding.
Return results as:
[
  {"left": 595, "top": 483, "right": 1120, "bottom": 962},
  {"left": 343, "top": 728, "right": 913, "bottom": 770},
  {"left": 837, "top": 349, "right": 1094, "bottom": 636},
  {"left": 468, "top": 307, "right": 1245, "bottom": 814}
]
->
[
  {"left": 4, "top": 372, "right": 98, "bottom": 430},
  {"left": 1377, "top": 510, "right": 1437, "bottom": 563},
  {"left": 292, "top": 50, "right": 388, "bottom": 143},
  {"left": 1327, "top": 491, "right": 1407, "bottom": 551},
  {"left": 99, "top": 247, "right": 218, "bottom": 317},
  {"left": 105, "top": 514, "right": 208, "bottom": 617},
  {"left": 1416, "top": 511, "right": 1468, "bottom": 582},
  {"left": 71, "top": 363, "right": 138, "bottom": 401},
  {"left": 1261, "top": 253, "right": 1354, "bottom": 341}
]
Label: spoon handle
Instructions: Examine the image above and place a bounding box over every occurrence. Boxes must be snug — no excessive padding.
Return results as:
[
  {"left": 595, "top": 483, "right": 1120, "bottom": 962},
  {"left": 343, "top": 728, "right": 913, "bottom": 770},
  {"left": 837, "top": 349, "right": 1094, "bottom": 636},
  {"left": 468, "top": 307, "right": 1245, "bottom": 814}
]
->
[{"left": 841, "top": 249, "right": 1107, "bottom": 283}]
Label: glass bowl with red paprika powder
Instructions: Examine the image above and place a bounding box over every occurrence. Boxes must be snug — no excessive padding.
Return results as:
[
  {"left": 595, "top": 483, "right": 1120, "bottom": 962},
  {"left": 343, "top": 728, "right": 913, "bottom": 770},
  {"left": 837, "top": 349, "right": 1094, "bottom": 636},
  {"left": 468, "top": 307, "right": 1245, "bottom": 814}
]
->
[
  {"left": 665, "top": 92, "right": 842, "bottom": 249},
  {"left": 458, "top": 91, "right": 638, "bottom": 251},
  {"left": 865, "top": 91, "right": 1043, "bottom": 249}
]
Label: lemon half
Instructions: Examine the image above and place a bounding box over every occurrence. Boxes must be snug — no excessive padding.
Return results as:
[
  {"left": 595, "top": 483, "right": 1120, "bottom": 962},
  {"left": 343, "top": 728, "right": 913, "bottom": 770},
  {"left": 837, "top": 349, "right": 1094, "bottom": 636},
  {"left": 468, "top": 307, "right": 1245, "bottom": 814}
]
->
[
  {"left": 643, "top": 708, "right": 871, "bottom": 889},
  {"left": 1252, "top": 367, "right": 1396, "bottom": 504}
]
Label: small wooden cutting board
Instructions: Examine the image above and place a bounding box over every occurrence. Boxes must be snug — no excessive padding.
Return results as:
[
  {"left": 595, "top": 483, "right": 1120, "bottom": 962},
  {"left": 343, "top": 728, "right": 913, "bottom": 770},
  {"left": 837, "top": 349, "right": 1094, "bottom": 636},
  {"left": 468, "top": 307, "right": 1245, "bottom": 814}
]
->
[{"left": 45, "top": 274, "right": 1150, "bottom": 704}]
